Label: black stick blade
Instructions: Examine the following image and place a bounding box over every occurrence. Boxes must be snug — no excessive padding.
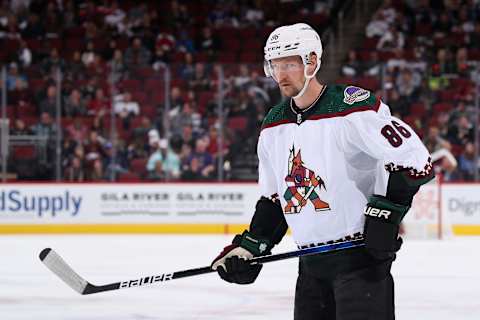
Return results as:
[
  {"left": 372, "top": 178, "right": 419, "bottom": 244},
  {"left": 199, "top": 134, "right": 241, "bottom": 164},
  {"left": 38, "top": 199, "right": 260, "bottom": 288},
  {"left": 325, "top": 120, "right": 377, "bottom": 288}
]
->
[{"left": 39, "top": 248, "right": 51, "bottom": 261}]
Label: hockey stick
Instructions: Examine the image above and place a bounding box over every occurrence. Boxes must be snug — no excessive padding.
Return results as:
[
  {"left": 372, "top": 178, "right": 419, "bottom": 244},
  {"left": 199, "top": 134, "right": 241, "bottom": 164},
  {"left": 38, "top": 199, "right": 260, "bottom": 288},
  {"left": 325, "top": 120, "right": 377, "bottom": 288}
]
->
[{"left": 39, "top": 239, "right": 364, "bottom": 295}]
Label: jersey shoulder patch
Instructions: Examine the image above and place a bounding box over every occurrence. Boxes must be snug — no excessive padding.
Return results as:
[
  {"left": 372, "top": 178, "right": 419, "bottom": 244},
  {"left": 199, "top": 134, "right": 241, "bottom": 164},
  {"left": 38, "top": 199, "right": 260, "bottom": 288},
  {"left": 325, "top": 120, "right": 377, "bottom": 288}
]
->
[
  {"left": 312, "top": 84, "right": 379, "bottom": 118},
  {"left": 342, "top": 85, "right": 371, "bottom": 105},
  {"left": 261, "top": 100, "right": 290, "bottom": 130}
]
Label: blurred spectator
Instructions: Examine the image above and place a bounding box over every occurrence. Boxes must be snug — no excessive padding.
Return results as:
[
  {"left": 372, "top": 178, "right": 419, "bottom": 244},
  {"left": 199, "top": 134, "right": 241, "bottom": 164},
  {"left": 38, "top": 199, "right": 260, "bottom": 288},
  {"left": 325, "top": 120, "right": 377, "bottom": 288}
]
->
[
  {"left": 132, "top": 116, "right": 154, "bottom": 139},
  {"left": 88, "top": 88, "right": 109, "bottom": 116},
  {"left": 64, "top": 157, "right": 85, "bottom": 182},
  {"left": 447, "top": 114, "right": 474, "bottom": 146},
  {"left": 206, "top": 125, "right": 229, "bottom": 160},
  {"left": 88, "top": 158, "right": 106, "bottom": 181},
  {"left": 433, "top": 12, "right": 452, "bottom": 38},
  {"left": 455, "top": 6, "right": 474, "bottom": 33},
  {"left": 195, "top": 26, "right": 220, "bottom": 58},
  {"left": 423, "top": 126, "right": 451, "bottom": 154},
  {"left": 454, "top": 47, "right": 470, "bottom": 76},
  {"left": 124, "top": 37, "right": 151, "bottom": 69},
  {"left": 104, "top": 1, "right": 127, "bottom": 33},
  {"left": 457, "top": 142, "right": 477, "bottom": 181},
  {"left": 387, "top": 89, "right": 410, "bottom": 117},
  {"left": 20, "top": 13, "right": 45, "bottom": 38},
  {"left": 113, "top": 91, "right": 139, "bottom": 118},
  {"left": 84, "top": 130, "right": 107, "bottom": 163},
  {"left": 148, "top": 159, "right": 166, "bottom": 181},
  {"left": 183, "top": 138, "right": 215, "bottom": 180},
  {"left": 127, "top": 136, "right": 149, "bottom": 160},
  {"left": 101, "top": 39, "right": 118, "bottom": 62},
  {"left": 10, "top": 119, "right": 31, "bottom": 135},
  {"left": 396, "top": 68, "right": 421, "bottom": 100},
  {"left": 181, "top": 157, "right": 203, "bottom": 180},
  {"left": 377, "top": 26, "right": 405, "bottom": 50},
  {"left": 244, "top": 1, "right": 264, "bottom": 27},
  {"left": 176, "top": 30, "right": 195, "bottom": 54},
  {"left": 108, "top": 49, "right": 128, "bottom": 83},
  {"left": 170, "top": 101, "right": 203, "bottom": 136},
  {"left": 168, "top": 0, "right": 190, "bottom": 29},
  {"left": 431, "top": 48, "right": 456, "bottom": 75},
  {"left": 65, "top": 50, "right": 87, "bottom": 81},
  {"left": 62, "top": 0, "right": 77, "bottom": 29},
  {"left": 31, "top": 112, "right": 58, "bottom": 139},
  {"left": 179, "top": 124, "right": 196, "bottom": 150},
  {"left": 66, "top": 118, "right": 89, "bottom": 145},
  {"left": 178, "top": 52, "right": 195, "bottom": 81},
  {"left": 39, "top": 85, "right": 58, "bottom": 117},
  {"left": 42, "top": 47, "right": 65, "bottom": 76},
  {"left": 81, "top": 41, "right": 96, "bottom": 67},
  {"left": 6, "top": 63, "right": 28, "bottom": 91},
  {"left": 341, "top": 50, "right": 362, "bottom": 77},
  {"left": 64, "top": 89, "right": 87, "bottom": 117},
  {"left": 156, "top": 32, "right": 175, "bottom": 52},
  {"left": 233, "top": 64, "right": 252, "bottom": 88},
  {"left": 17, "top": 40, "right": 32, "bottom": 67},
  {"left": 169, "top": 86, "right": 185, "bottom": 113},
  {"left": 386, "top": 49, "right": 407, "bottom": 71},
  {"left": 43, "top": 1, "right": 62, "bottom": 37},
  {"left": 151, "top": 45, "right": 170, "bottom": 71},
  {"left": 146, "top": 138, "right": 180, "bottom": 180},
  {"left": 366, "top": 11, "right": 389, "bottom": 38},
  {"left": 364, "top": 51, "right": 381, "bottom": 77},
  {"left": 189, "top": 62, "right": 211, "bottom": 91},
  {"left": 467, "top": 21, "right": 480, "bottom": 48}
]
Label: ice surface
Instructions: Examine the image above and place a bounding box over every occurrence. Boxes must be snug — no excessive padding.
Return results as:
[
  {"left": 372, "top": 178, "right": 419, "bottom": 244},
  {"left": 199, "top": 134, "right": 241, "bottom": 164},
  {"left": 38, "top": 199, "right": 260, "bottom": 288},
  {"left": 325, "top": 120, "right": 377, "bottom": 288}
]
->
[{"left": 0, "top": 235, "right": 479, "bottom": 320}]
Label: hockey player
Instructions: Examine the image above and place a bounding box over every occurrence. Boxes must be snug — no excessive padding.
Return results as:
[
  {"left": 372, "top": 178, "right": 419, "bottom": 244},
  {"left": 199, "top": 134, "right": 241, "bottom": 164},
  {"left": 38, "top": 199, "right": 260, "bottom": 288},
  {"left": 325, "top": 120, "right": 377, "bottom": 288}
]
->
[{"left": 211, "top": 23, "right": 434, "bottom": 319}]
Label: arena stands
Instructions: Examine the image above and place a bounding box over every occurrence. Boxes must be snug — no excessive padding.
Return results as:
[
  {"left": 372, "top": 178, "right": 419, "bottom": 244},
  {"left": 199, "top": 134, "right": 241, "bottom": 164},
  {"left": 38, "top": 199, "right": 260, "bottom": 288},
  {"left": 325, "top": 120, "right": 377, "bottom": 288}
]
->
[
  {"left": 0, "top": 0, "right": 478, "bottom": 182},
  {"left": 340, "top": 0, "right": 479, "bottom": 181}
]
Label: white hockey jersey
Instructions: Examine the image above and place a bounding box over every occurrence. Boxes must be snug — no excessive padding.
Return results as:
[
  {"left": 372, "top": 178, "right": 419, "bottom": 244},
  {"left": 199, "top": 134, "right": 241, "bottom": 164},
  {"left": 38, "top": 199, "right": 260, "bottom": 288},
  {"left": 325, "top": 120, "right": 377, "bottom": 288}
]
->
[{"left": 258, "top": 85, "right": 433, "bottom": 247}]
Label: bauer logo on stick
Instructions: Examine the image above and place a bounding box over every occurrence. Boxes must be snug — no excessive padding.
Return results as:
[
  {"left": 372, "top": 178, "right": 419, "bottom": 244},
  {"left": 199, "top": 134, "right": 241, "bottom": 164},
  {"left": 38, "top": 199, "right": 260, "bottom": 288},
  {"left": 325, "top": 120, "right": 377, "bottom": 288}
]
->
[{"left": 283, "top": 146, "right": 330, "bottom": 214}]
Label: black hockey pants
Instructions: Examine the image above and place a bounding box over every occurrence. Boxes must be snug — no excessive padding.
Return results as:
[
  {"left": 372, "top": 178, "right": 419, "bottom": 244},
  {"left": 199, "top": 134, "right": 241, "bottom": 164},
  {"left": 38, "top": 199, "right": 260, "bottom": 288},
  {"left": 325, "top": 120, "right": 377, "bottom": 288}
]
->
[{"left": 294, "top": 247, "right": 395, "bottom": 320}]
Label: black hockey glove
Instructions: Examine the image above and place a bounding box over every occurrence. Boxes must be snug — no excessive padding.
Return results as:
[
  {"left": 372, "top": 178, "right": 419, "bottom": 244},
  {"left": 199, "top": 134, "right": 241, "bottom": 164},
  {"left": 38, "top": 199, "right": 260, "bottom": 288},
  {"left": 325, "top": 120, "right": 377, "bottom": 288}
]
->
[
  {"left": 363, "top": 195, "right": 410, "bottom": 260},
  {"left": 211, "top": 230, "right": 272, "bottom": 285}
]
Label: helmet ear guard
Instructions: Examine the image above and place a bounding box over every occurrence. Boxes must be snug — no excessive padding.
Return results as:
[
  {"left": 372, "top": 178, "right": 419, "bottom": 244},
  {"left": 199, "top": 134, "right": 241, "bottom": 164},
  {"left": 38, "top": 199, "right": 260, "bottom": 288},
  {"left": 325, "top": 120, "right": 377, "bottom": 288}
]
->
[{"left": 263, "top": 60, "right": 272, "bottom": 78}]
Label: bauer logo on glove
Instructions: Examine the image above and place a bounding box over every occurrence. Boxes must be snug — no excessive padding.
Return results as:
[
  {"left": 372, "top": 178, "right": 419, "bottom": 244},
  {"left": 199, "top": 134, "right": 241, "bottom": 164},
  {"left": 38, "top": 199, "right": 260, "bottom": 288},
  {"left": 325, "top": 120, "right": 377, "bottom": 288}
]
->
[{"left": 364, "top": 207, "right": 392, "bottom": 219}]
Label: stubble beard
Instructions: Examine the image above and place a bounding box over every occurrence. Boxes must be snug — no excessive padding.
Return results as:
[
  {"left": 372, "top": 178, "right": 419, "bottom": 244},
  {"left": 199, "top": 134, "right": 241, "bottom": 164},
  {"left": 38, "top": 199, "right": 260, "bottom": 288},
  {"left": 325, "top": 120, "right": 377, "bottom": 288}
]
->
[{"left": 279, "top": 84, "right": 300, "bottom": 97}]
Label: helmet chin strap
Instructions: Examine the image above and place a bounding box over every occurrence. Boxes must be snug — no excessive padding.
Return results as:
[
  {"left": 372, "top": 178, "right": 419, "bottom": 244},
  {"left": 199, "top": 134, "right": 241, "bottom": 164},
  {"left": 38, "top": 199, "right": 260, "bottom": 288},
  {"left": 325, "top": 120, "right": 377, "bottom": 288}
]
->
[{"left": 292, "top": 59, "right": 321, "bottom": 99}]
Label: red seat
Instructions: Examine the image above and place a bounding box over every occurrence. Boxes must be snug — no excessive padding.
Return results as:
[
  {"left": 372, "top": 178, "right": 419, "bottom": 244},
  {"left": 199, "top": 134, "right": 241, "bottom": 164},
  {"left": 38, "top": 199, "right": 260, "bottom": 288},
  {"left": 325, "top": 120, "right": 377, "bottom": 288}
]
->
[
  {"left": 12, "top": 145, "right": 36, "bottom": 159},
  {"left": 132, "top": 91, "right": 148, "bottom": 105},
  {"left": 16, "top": 104, "right": 37, "bottom": 118},
  {"left": 239, "top": 52, "right": 260, "bottom": 63},
  {"left": 432, "top": 103, "right": 453, "bottom": 113},
  {"left": 218, "top": 52, "right": 237, "bottom": 63},
  {"left": 362, "top": 37, "right": 380, "bottom": 50},
  {"left": 141, "top": 105, "right": 157, "bottom": 118},
  {"left": 356, "top": 76, "right": 379, "bottom": 91},
  {"left": 335, "top": 77, "right": 357, "bottom": 86},
  {"left": 410, "top": 103, "right": 426, "bottom": 117},
  {"left": 149, "top": 90, "right": 165, "bottom": 105},
  {"left": 228, "top": 116, "right": 248, "bottom": 131},
  {"left": 119, "top": 79, "right": 141, "bottom": 93},
  {"left": 145, "top": 78, "right": 163, "bottom": 92},
  {"left": 130, "top": 158, "right": 148, "bottom": 176},
  {"left": 118, "top": 172, "right": 142, "bottom": 182}
]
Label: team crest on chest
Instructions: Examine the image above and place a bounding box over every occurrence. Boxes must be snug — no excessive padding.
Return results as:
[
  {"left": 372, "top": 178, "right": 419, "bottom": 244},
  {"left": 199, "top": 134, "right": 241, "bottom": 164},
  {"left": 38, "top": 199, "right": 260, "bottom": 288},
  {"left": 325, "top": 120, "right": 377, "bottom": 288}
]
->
[
  {"left": 343, "top": 86, "right": 370, "bottom": 105},
  {"left": 283, "top": 146, "right": 330, "bottom": 214}
]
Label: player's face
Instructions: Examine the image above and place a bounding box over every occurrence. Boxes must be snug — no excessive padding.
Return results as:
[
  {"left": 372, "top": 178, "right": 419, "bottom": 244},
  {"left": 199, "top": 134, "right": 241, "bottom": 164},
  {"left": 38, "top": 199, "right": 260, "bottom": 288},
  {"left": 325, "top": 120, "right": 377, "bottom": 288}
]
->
[{"left": 270, "top": 56, "right": 305, "bottom": 97}]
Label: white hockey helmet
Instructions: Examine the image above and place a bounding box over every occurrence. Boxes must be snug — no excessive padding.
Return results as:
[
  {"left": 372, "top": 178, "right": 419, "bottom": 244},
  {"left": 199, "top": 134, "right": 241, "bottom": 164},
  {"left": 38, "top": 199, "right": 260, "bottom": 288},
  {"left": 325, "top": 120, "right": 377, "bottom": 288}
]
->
[{"left": 264, "top": 23, "right": 323, "bottom": 98}]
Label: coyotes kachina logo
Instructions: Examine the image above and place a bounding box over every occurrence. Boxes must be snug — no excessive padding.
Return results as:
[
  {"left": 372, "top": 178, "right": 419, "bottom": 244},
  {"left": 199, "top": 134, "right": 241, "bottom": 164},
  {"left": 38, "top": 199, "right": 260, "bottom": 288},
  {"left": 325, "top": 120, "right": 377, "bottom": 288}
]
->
[{"left": 283, "top": 146, "right": 330, "bottom": 214}]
